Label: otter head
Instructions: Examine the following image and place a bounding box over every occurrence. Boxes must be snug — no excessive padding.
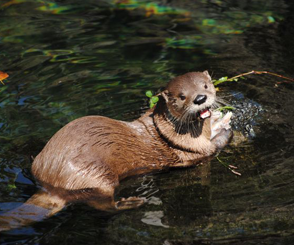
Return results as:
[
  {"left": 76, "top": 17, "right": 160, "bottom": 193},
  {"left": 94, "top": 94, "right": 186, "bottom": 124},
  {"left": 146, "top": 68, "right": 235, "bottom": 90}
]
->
[
  {"left": 153, "top": 71, "right": 217, "bottom": 154},
  {"left": 161, "top": 71, "right": 216, "bottom": 122}
]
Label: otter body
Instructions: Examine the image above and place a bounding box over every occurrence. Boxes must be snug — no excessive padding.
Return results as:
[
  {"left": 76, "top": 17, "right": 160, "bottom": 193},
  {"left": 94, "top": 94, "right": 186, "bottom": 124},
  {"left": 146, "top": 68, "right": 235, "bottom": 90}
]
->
[
  {"left": 0, "top": 71, "right": 232, "bottom": 231},
  {"left": 32, "top": 114, "right": 179, "bottom": 196}
]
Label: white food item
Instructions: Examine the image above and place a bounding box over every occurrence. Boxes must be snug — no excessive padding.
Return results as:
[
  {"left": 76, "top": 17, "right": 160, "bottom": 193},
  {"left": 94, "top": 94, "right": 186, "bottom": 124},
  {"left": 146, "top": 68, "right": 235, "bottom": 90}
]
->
[{"left": 210, "top": 111, "right": 232, "bottom": 139}]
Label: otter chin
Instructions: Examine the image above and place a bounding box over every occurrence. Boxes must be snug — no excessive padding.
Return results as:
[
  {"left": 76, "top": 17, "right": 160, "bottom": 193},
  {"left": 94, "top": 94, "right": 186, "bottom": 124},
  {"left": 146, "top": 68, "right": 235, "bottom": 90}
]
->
[{"left": 0, "top": 71, "right": 233, "bottom": 231}]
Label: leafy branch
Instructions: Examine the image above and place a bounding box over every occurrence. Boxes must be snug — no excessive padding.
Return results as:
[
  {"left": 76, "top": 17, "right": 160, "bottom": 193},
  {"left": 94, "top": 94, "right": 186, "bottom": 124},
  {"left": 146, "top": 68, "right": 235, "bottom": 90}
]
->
[
  {"left": 213, "top": 70, "right": 294, "bottom": 86},
  {"left": 145, "top": 90, "right": 159, "bottom": 108}
]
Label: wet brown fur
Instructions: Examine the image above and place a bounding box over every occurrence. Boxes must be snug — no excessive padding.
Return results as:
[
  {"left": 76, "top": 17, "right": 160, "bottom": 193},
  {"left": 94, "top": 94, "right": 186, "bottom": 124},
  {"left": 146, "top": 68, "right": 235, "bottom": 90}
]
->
[{"left": 0, "top": 71, "right": 232, "bottom": 231}]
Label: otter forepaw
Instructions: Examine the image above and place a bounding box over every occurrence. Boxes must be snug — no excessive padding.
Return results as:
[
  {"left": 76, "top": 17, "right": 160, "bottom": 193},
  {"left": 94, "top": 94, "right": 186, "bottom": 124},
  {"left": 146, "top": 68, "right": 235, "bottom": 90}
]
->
[
  {"left": 115, "top": 196, "right": 146, "bottom": 210},
  {"left": 211, "top": 128, "right": 233, "bottom": 150}
]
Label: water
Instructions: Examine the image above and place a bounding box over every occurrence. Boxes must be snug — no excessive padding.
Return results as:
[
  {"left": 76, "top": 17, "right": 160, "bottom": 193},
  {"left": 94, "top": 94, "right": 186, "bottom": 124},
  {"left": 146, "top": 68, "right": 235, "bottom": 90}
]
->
[{"left": 1, "top": 0, "right": 294, "bottom": 244}]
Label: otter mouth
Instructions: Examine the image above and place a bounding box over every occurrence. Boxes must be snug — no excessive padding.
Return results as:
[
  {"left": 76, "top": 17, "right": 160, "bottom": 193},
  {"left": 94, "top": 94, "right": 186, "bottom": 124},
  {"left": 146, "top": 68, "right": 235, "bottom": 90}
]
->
[{"left": 198, "top": 108, "right": 211, "bottom": 119}]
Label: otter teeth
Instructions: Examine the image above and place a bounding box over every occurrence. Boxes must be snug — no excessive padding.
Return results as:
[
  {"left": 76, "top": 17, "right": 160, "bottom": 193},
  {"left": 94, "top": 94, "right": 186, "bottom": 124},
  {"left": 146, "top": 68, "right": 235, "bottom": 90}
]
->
[{"left": 199, "top": 109, "right": 211, "bottom": 119}]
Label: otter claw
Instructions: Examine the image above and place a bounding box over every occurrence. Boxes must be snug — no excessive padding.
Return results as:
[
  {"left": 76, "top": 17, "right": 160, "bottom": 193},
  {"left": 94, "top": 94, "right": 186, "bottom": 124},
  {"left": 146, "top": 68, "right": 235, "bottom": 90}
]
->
[{"left": 115, "top": 196, "right": 146, "bottom": 210}]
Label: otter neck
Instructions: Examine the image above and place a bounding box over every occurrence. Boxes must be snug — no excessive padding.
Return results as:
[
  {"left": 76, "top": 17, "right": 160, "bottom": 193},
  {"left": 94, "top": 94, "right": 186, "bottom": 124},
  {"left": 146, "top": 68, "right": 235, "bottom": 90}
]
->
[{"left": 153, "top": 100, "right": 212, "bottom": 154}]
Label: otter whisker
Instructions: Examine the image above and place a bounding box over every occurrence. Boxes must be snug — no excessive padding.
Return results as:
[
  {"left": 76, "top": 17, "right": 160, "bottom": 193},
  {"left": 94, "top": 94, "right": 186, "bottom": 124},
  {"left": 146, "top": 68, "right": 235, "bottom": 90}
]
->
[
  {"left": 177, "top": 107, "right": 192, "bottom": 134},
  {"left": 215, "top": 96, "right": 233, "bottom": 107},
  {"left": 211, "top": 102, "right": 220, "bottom": 110},
  {"left": 172, "top": 106, "right": 188, "bottom": 133},
  {"left": 174, "top": 106, "right": 201, "bottom": 136}
]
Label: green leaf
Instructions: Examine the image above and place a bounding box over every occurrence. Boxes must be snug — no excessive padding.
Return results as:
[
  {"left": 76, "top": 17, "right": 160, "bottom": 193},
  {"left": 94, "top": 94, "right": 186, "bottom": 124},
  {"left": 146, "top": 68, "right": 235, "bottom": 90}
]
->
[
  {"left": 219, "top": 76, "right": 228, "bottom": 82},
  {"left": 213, "top": 76, "right": 228, "bottom": 86},
  {"left": 151, "top": 96, "right": 159, "bottom": 103},
  {"left": 145, "top": 90, "right": 153, "bottom": 98},
  {"left": 150, "top": 102, "right": 155, "bottom": 108},
  {"left": 216, "top": 106, "right": 235, "bottom": 112}
]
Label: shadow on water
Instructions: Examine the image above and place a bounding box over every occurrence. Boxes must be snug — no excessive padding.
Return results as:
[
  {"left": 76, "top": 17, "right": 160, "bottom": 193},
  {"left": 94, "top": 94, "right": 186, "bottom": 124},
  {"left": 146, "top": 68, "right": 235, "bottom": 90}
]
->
[{"left": 0, "top": 0, "right": 294, "bottom": 244}]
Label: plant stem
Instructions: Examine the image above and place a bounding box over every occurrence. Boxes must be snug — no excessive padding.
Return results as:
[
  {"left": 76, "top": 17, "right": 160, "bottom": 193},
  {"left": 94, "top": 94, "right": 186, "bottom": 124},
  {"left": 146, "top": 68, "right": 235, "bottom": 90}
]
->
[{"left": 228, "top": 70, "right": 294, "bottom": 83}]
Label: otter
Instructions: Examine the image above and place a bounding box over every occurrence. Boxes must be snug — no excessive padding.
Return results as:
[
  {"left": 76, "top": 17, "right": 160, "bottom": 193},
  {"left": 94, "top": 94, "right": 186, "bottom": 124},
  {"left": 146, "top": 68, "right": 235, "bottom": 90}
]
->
[{"left": 0, "top": 71, "right": 232, "bottom": 231}]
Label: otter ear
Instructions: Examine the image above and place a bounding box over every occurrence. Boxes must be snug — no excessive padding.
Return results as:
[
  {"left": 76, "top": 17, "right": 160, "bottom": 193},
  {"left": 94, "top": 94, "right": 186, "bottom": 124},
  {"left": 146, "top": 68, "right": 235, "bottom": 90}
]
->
[
  {"left": 160, "top": 90, "right": 169, "bottom": 102},
  {"left": 203, "top": 70, "right": 211, "bottom": 80}
]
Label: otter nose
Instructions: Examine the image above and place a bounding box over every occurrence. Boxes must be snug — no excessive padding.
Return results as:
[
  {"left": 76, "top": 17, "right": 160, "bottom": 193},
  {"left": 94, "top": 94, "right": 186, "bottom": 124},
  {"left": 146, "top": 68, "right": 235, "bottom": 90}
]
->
[{"left": 193, "top": 94, "right": 207, "bottom": 105}]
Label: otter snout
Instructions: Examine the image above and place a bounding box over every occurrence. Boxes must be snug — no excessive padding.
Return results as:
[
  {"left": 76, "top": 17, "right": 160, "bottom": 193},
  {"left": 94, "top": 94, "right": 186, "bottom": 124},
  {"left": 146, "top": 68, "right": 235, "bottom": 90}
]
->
[{"left": 193, "top": 94, "right": 207, "bottom": 105}]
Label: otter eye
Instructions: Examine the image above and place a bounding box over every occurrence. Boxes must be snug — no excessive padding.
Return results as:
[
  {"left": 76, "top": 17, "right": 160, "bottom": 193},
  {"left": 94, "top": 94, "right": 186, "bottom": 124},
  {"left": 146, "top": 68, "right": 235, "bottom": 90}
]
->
[
  {"left": 179, "top": 95, "right": 186, "bottom": 100},
  {"left": 204, "top": 84, "right": 208, "bottom": 89}
]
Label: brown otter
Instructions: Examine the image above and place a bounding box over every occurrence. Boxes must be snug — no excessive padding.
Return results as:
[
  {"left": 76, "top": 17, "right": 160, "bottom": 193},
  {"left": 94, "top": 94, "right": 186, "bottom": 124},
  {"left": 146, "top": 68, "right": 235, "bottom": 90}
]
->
[{"left": 0, "top": 71, "right": 232, "bottom": 231}]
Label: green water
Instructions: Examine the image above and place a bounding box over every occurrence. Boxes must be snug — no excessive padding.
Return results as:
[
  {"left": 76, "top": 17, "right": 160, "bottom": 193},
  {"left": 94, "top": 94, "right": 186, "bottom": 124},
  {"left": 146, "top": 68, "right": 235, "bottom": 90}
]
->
[{"left": 1, "top": 0, "right": 294, "bottom": 244}]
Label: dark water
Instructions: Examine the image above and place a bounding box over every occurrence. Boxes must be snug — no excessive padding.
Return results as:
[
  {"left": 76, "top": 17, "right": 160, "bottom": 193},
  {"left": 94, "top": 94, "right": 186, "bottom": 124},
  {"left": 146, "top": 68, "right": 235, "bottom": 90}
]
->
[{"left": 1, "top": 0, "right": 294, "bottom": 244}]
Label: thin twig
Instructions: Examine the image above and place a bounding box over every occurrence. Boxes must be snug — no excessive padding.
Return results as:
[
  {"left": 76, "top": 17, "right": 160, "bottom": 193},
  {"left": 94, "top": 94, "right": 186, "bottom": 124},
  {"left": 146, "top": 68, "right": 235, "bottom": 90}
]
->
[
  {"left": 228, "top": 70, "right": 294, "bottom": 83},
  {"left": 217, "top": 157, "right": 241, "bottom": 176}
]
